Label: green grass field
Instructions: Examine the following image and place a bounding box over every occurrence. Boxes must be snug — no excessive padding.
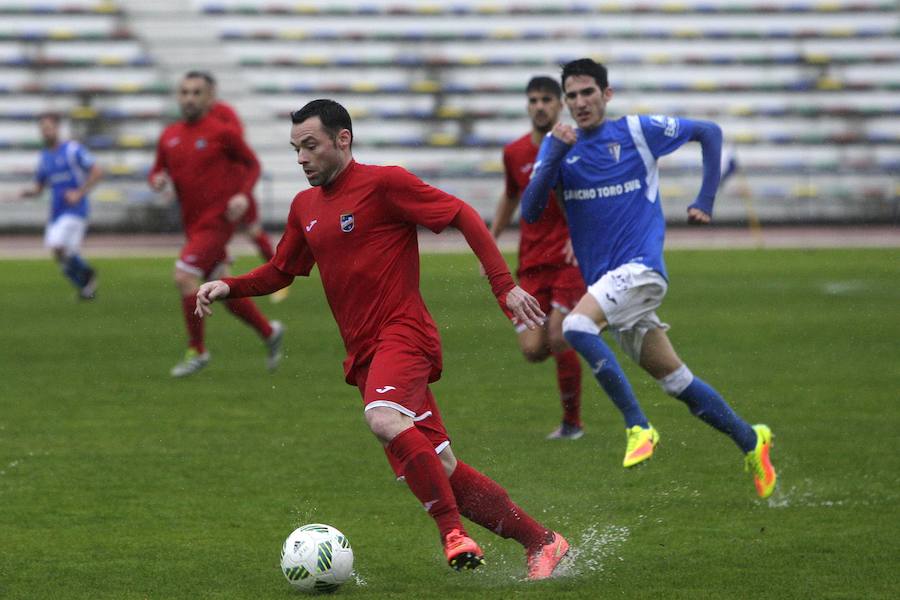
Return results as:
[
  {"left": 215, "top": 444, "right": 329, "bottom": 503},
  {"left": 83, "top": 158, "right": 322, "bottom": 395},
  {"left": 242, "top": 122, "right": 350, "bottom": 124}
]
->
[{"left": 1, "top": 248, "right": 898, "bottom": 599}]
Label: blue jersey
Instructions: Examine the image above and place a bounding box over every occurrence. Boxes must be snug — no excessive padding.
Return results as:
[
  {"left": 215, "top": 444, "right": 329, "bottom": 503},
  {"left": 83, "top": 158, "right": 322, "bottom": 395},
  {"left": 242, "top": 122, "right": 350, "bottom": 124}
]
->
[
  {"left": 34, "top": 141, "right": 96, "bottom": 222},
  {"left": 534, "top": 115, "right": 700, "bottom": 283}
]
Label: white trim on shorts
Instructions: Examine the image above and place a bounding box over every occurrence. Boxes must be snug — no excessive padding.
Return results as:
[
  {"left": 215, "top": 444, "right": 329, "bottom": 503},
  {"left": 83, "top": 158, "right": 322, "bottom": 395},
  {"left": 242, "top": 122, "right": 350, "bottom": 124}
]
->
[
  {"left": 365, "top": 400, "right": 434, "bottom": 422},
  {"left": 175, "top": 259, "right": 205, "bottom": 278}
]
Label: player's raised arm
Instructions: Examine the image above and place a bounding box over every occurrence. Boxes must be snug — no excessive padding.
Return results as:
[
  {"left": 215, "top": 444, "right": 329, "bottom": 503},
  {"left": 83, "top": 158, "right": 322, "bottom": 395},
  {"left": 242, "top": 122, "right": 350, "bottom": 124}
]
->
[
  {"left": 686, "top": 119, "right": 723, "bottom": 224},
  {"left": 520, "top": 123, "right": 575, "bottom": 223}
]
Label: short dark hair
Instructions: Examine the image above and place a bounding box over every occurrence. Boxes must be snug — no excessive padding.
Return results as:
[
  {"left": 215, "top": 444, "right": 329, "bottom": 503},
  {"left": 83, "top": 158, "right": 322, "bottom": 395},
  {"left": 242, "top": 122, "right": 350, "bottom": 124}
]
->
[
  {"left": 37, "top": 111, "right": 62, "bottom": 123},
  {"left": 291, "top": 99, "right": 353, "bottom": 145},
  {"left": 561, "top": 58, "right": 609, "bottom": 91},
  {"left": 183, "top": 70, "right": 216, "bottom": 87},
  {"left": 526, "top": 76, "right": 561, "bottom": 98}
]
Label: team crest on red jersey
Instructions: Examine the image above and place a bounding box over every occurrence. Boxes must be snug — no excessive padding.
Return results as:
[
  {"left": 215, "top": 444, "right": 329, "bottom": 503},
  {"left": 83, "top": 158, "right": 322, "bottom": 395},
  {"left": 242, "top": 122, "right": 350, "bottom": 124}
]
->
[{"left": 340, "top": 213, "right": 354, "bottom": 232}]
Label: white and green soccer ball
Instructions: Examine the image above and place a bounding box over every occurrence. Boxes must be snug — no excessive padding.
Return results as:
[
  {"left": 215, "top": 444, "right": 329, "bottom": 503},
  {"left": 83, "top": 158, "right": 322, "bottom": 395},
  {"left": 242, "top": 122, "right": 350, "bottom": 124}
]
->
[{"left": 280, "top": 524, "right": 354, "bottom": 593}]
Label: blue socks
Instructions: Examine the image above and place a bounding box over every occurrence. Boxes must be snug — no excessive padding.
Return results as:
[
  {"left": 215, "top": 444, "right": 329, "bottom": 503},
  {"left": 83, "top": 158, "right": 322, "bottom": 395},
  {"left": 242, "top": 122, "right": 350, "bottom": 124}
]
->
[
  {"left": 563, "top": 324, "right": 649, "bottom": 429},
  {"left": 662, "top": 366, "right": 757, "bottom": 453},
  {"left": 62, "top": 254, "right": 93, "bottom": 288}
]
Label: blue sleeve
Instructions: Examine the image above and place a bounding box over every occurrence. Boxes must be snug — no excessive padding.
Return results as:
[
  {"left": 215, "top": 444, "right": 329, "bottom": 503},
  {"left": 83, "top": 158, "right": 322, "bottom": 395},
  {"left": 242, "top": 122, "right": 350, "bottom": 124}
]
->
[
  {"left": 521, "top": 133, "right": 567, "bottom": 224},
  {"left": 34, "top": 154, "right": 47, "bottom": 184},
  {"left": 639, "top": 115, "right": 695, "bottom": 158},
  {"left": 639, "top": 115, "right": 721, "bottom": 216},
  {"left": 74, "top": 143, "right": 96, "bottom": 170},
  {"left": 686, "top": 119, "right": 723, "bottom": 215}
]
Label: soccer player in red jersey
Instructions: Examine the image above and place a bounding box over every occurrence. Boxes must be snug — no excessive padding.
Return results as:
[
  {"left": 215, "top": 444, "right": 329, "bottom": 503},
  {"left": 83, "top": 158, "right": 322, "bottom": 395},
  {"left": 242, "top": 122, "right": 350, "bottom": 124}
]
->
[
  {"left": 199, "top": 72, "right": 285, "bottom": 302},
  {"left": 148, "top": 71, "right": 284, "bottom": 378},
  {"left": 195, "top": 99, "right": 570, "bottom": 579},
  {"left": 489, "top": 76, "right": 587, "bottom": 440}
]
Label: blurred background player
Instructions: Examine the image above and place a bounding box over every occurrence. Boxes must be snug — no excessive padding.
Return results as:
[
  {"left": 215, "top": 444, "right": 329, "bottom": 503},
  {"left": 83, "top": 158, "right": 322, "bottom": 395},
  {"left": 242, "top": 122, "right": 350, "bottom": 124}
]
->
[
  {"left": 201, "top": 71, "right": 288, "bottom": 303},
  {"left": 149, "top": 71, "right": 283, "bottom": 378},
  {"left": 18, "top": 112, "right": 102, "bottom": 300},
  {"left": 488, "top": 76, "right": 586, "bottom": 440},
  {"left": 522, "top": 58, "right": 776, "bottom": 498},
  {"left": 195, "top": 99, "right": 569, "bottom": 579}
]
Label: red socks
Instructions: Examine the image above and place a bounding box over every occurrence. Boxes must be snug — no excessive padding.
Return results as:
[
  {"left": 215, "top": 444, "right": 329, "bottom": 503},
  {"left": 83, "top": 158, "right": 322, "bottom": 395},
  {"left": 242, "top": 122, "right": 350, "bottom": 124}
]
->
[
  {"left": 555, "top": 349, "right": 582, "bottom": 427},
  {"left": 387, "top": 427, "right": 463, "bottom": 539},
  {"left": 225, "top": 298, "right": 274, "bottom": 338},
  {"left": 449, "top": 461, "right": 549, "bottom": 552},
  {"left": 253, "top": 231, "right": 275, "bottom": 262},
  {"left": 181, "top": 295, "right": 205, "bottom": 353}
]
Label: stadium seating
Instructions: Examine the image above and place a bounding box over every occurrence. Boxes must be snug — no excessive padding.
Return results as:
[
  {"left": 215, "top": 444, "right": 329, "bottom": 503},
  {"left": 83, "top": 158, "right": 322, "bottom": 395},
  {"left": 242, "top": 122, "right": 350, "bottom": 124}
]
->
[{"left": 1, "top": 0, "right": 897, "bottom": 228}]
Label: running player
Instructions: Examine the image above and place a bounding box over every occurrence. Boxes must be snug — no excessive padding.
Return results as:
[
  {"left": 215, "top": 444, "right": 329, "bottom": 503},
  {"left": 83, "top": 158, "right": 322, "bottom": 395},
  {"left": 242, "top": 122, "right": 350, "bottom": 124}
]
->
[
  {"left": 490, "top": 76, "right": 585, "bottom": 440},
  {"left": 195, "top": 99, "right": 570, "bottom": 578},
  {"left": 521, "top": 59, "right": 777, "bottom": 498},
  {"left": 199, "top": 72, "right": 288, "bottom": 303},
  {"left": 149, "top": 71, "right": 283, "bottom": 378},
  {"left": 19, "top": 112, "right": 101, "bottom": 300}
]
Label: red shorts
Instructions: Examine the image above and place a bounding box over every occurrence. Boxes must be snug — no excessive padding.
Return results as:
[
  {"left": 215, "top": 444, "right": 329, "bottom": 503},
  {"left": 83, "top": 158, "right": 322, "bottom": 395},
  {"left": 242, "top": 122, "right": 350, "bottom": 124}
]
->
[
  {"left": 240, "top": 193, "right": 260, "bottom": 226},
  {"left": 518, "top": 264, "right": 586, "bottom": 316},
  {"left": 354, "top": 340, "right": 449, "bottom": 478},
  {"left": 176, "top": 227, "right": 233, "bottom": 279}
]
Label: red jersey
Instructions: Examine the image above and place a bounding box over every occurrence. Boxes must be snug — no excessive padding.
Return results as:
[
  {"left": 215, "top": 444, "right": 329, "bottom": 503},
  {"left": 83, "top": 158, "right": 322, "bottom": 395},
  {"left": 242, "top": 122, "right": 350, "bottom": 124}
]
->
[
  {"left": 209, "top": 100, "right": 244, "bottom": 136},
  {"left": 149, "top": 112, "right": 259, "bottom": 233},
  {"left": 503, "top": 132, "right": 571, "bottom": 273},
  {"left": 271, "top": 161, "right": 467, "bottom": 384}
]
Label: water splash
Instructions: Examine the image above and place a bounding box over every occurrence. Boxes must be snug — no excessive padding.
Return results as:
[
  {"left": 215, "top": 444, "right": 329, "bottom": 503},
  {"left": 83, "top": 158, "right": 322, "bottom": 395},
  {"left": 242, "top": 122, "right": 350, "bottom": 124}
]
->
[{"left": 554, "top": 522, "right": 630, "bottom": 578}]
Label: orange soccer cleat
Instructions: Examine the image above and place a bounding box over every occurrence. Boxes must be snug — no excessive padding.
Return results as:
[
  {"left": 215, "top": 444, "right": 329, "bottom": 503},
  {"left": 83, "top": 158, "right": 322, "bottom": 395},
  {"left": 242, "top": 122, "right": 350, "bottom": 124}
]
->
[
  {"left": 526, "top": 531, "right": 570, "bottom": 580},
  {"left": 443, "top": 529, "right": 485, "bottom": 571}
]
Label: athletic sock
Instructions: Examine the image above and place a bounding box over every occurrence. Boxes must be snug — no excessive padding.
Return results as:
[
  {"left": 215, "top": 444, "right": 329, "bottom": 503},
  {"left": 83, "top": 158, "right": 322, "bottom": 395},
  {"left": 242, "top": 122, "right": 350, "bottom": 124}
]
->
[
  {"left": 224, "top": 298, "right": 274, "bottom": 338},
  {"left": 564, "top": 327, "right": 648, "bottom": 428},
  {"left": 677, "top": 378, "right": 758, "bottom": 452},
  {"left": 253, "top": 231, "right": 275, "bottom": 262},
  {"left": 554, "top": 349, "right": 582, "bottom": 427},
  {"left": 449, "top": 461, "right": 550, "bottom": 553},
  {"left": 63, "top": 254, "right": 91, "bottom": 288},
  {"left": 181, "top": 294, "right": 205, "bottom": 353},
  {"left": 387, "top": 427, "right": 463, "bottom": 539}
]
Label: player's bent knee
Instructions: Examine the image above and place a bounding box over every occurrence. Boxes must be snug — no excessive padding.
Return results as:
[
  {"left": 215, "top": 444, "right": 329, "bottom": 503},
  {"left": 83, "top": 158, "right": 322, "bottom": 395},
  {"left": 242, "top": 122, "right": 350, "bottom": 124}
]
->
[
  {"left": 522, "top": 346, "right": 549, "bottom": 363},
  {"left": 562, "top": 313, "right": 600, "bottom": 344},
  {"left": 547, "top": 332, "right": 570, "bottom": 354},
  {"left": 657, "top": 364, "right": 694, "bottom": 397},
  {"left": 364, "top": 406, "right": 414, "bottom": 444}
]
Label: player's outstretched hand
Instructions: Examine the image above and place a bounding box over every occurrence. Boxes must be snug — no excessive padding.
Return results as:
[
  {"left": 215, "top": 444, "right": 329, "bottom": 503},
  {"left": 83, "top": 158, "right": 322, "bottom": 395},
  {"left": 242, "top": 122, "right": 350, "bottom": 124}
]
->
[
  {"left": 551, "top": 122, "right": 578, "bottom": 145},
  {"left": 687, "top": 207, "right": 711, "bottom": 225},
  {"left": 506, "top": 285, "right": 545, "bottom": 330},
  {"left": 195, "top": 280, "right": 231, "bottom": 318}
]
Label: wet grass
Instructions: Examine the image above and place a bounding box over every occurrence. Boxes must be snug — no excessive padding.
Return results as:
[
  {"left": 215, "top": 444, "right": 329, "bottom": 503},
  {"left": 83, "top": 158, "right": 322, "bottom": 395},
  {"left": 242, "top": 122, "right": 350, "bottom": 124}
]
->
[{"left": 0, "top": 248, "right": 898, "bottom": 599}]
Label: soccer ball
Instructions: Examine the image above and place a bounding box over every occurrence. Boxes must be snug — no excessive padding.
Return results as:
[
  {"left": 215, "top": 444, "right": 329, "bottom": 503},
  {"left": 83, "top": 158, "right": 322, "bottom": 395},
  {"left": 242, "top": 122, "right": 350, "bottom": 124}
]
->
[{"left": 280, "top": 524, "right": 354, "bottom": 593}]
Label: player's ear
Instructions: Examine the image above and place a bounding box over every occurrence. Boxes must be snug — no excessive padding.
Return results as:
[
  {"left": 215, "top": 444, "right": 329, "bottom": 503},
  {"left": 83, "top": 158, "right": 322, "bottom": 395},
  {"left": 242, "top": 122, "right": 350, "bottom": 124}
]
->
[
  {"left": 337, "top": 128, "right": 352, "bottom": 150},
  {"left": 603, "top": 86, "right": 614, "bottom": 101}
]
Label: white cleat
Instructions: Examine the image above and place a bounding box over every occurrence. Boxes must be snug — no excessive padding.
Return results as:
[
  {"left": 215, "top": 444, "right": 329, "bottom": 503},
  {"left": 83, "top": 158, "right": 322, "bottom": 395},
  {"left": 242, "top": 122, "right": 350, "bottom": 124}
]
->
[
  {"left": 170, "top": 349, "right": 210, "bottom": 378},
  {"left": 266, "top": 321, "right": 285, "bottom": 371}
]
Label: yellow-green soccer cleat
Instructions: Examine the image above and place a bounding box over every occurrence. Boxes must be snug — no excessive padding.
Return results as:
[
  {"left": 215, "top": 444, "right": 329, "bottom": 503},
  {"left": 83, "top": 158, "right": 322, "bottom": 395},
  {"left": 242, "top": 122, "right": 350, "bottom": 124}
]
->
[
  {"left": 623, "top": 424, "right": 660, "bottom": 467},
  {"left": 745, "top": 424, "right": 777, "bottom": 498}
]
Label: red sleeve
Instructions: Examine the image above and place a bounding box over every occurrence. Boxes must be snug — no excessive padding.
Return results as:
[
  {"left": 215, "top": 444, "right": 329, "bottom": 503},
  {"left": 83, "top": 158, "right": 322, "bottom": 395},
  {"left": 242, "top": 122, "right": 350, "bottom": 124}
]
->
[
  {"left": 148, "top": 133, "right": 167, "bottom": 185},
  {"left": 212, "top": 102, "right": 244, "bottom": 136},
  {"left": 503, "top": 146, "right": 518, "bottom": 200},
  {"left": 271, "top": 197, "right": 316, "bottom": 276},
  {"left": 221, "top": 128, "right": 260, "bottom": 195},
  {"left": 382, "top": 166, "right": 463, "bottom": 233},
  {"left": 450, "top": 202, "right": 516, "bottom": 303},
  {"left": 222, "top": 262, "right": 294, "bottom": 298}
]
